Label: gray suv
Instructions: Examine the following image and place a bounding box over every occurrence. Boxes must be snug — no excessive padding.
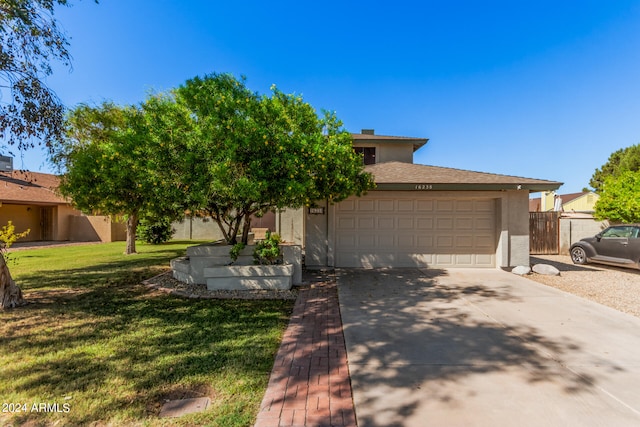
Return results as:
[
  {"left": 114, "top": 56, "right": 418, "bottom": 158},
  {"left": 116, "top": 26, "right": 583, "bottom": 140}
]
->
[{"left": 570, "top": 225, "right": 640, "bottom": 270}]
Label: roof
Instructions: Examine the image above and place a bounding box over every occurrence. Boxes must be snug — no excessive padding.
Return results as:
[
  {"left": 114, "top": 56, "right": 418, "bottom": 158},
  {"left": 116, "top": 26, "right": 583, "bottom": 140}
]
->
[
  {"left": 351, "top": 131, "right": 428, "bottom": 152},
  {"left": 365, "top": 162, "right": 563, "bottom": 192},
  {"left": 0, "top": 171, "right": 68, "bottom": 205},
  {"left": 560, "top": 191, "right": 597, "bottom": 204}
]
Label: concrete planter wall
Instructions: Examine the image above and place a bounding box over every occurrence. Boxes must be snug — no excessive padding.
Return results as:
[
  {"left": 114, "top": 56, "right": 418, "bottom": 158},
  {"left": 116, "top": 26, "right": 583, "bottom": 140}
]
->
[
  {"left": 204, "top": 264, "right": 294, "bottom": 290},
  {"left": 170, "top": 241, "right": 301, "bottom": 289}
]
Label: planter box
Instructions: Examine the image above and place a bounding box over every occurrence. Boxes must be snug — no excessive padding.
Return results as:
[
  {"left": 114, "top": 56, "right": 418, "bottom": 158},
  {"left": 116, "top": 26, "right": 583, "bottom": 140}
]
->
[
  {"left": 204, "top": 264, "right": 294, "bottom": 290},
  {"left": 172, "top": 242, "right": 302, "bottom": 286}
]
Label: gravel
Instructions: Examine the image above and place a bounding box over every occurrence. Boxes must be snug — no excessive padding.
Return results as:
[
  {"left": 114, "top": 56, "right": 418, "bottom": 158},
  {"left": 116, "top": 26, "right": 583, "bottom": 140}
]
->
[
  {"left": 143, "top": 271, "right": 299, "bottom": 300},
  {"left": 526, "top": 255, "right": 640, "bottom": 318}
]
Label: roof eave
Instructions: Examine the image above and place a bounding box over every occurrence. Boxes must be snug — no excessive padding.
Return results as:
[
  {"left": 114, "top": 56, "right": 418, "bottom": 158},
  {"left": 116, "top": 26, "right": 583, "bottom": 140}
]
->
[{"left": 372, "top": 182, "right": 563, "bottom": 192}]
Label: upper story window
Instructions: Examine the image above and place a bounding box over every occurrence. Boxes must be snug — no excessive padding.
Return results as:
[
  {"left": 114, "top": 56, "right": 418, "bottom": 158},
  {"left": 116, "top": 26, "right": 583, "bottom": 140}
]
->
[{"left": 354, "top": 147, "right": 376, "bottom": 165}]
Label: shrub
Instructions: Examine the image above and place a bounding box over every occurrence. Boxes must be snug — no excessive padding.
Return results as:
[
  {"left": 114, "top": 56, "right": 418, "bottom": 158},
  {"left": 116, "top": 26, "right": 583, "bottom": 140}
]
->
[
  {"left": 136, "top": 217, "right": 175, "bottom": 244},
  {"left": 253, "top": 231, "right": 282, "bottom": 265}
]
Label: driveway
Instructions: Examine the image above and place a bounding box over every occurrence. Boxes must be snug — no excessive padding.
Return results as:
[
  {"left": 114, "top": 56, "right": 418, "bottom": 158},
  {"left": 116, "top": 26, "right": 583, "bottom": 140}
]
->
[{"left": 337, "top": 268, "right": 640, "bottom": 427}]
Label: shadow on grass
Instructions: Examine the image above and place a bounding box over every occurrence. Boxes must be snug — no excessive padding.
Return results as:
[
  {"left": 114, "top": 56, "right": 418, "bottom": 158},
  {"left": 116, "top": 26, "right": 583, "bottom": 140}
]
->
[
  {"left": 0, "top": 245, "right": 294, "bottom": 426},
  {"left": 337, "top": 268, "right": 616, "bottom": 427}
]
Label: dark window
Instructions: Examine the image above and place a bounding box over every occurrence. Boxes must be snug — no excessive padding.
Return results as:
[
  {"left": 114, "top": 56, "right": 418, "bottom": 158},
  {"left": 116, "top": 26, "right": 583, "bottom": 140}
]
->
[{"left": 354, "top": 147, "right": 376, "bottom": 165}]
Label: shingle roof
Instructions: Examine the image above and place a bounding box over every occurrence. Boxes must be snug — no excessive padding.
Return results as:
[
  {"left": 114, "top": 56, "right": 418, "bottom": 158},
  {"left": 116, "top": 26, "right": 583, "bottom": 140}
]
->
[
  {"left": 365, "top": 162, "right": 562, "bottom": 192},
  {"left": 0, "top": 171, "right": 67, "bottom": 205}
]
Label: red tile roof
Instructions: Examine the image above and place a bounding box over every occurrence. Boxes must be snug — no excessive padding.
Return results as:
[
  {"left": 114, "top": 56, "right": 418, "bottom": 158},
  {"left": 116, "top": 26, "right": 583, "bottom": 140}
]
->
[{"left": 0, "top": 171, "right": 68, "bottom": 205}]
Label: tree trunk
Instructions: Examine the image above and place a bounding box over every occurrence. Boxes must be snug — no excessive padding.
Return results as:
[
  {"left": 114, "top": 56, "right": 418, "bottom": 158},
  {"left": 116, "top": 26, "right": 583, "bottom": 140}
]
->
[
  {"left": 125, "top": 213, "right": 139, "bottom": 255},
  {"left": 241, "top": 214, "right": 252, "bottom": 245},
  {"left": 0, "top": 256, "right": 26, "bottom": 309}
]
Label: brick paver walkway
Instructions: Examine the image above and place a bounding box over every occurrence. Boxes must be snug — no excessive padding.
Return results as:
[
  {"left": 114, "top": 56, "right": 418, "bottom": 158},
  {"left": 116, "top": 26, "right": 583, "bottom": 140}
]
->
[{"left": 254, "top": 280, "right": 357, "bottom": 427}]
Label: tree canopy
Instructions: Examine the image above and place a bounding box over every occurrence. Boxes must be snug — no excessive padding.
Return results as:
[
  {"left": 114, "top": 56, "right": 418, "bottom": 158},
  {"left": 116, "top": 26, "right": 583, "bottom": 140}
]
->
[
  {"left": 55, "top": 73, "right": 374, "bottom": 249},
  {"left": 55, "top": 102, "right": 180, "bottom": 254},
  {"left": 0, "top": 0, "right": 76, "bottom": 152},
  {"left": 171, "top": 73, "right": 375, "bottom": 244},
  {"left": 590, "top": 144, "right": 640, "bottom": 193},
  {"left": 594, "top": 170, "right": 640, "bottom": 224}
]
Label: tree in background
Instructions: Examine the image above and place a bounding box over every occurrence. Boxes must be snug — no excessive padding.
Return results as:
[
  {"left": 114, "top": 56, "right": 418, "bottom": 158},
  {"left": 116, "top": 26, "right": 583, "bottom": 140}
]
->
[
  {"left": 594, "top": 170, "right": 640, "bottom": 224},
  {"left": 55, "top": 102, "right": 177, "bottom": 255},
  {"left": 173, "top": 73, "right": 375, "bottom": 244},
  {"left": 590, "top": 144, "right": 640, "bottom": 192}
]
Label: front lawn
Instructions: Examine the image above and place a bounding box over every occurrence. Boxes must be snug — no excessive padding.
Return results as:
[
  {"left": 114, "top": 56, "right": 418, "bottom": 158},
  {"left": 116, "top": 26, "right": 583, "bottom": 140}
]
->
[{"left": 0, "top": 241, "right": 293, "bottom": 426}]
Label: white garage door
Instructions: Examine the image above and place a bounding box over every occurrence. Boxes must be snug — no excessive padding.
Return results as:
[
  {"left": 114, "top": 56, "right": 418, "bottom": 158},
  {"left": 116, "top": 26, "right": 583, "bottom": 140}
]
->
[{"left": 334, "top": 194, "right": 496, "bottom": 268}]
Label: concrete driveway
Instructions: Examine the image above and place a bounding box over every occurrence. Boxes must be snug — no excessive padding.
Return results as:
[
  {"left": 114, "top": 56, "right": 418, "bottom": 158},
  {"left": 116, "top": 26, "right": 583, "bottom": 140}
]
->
[{"left": 337, "top": 268, "right": 640, "bottom": 427}]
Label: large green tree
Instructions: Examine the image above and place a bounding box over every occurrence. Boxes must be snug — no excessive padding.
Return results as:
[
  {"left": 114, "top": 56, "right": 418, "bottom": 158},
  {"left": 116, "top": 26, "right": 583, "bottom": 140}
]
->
[
  {"left": 590, "top": 144, "right": 640, "bottom": 192},
  {"left": 56, "top": 102, "right": 180, "bottom": 254},
  {"left": 172, "top": 73, "right": 375, "bottom": 244},
  {"left": 594, "top": 170, "right": 640, "bottom": 223}
]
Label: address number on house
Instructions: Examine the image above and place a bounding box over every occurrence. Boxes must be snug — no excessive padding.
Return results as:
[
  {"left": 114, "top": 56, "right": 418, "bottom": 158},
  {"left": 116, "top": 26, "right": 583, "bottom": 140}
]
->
[{"left": 415, "top": 184, "right": 433, "bottom": 190}]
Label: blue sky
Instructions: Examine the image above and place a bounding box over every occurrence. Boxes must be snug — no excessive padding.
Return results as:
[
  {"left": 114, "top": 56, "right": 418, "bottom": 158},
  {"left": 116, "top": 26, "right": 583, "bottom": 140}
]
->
[{"left": 13, "top": 0, "right": 640, "bottom": 194}]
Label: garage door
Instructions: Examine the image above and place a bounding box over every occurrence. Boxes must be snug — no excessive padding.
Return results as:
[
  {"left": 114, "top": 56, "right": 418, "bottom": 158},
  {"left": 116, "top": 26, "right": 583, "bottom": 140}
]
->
[{"left": 334, "top": 194, "right": 496, "bottom": 268}]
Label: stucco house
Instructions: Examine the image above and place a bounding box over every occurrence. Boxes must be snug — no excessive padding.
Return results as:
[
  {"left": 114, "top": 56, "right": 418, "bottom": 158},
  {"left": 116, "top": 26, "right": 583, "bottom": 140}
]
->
[
  {"left": 0, "top": 169, "right": 125, "bottom": 243},
  {"left": 529, "top": 191, "right": 599, "bottom": 214},
  {"left": 277, "top": 130, "right": 562, "bottom": 269}
]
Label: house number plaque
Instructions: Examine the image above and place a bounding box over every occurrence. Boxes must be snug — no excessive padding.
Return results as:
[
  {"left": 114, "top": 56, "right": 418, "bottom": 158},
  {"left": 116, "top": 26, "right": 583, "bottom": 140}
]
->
[
  {"left": 309, "top": 207, "right": 325, "bottom": 215},
  {"left": 415, "top": 184, "right": 433, "bottom": 190}
]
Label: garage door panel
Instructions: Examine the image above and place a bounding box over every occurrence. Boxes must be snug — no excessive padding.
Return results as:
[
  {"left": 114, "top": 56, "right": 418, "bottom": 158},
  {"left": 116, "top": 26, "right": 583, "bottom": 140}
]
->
[
  {"left": 437, "top": 217, "right": 454, "bottom": 230},
  {"left": 378, "top": 200, "right": 395, "bottom": 211},
  {"left": 358, "top": 200, "right": 375, "bottom": 211},
  {"left": 358, "top": 217, "right": 375, "bottom": 229},
  {"left": 398, "top": 200, "right": 414, "bottom": 212},
  {"left": 337, "top": 217, "right": 355, "bottom": 229},
  {"left": 358, "top": 235, "right": 375, "bottom": 247},
  {"left": 456, "top": 200, "right": 474, "bottom": 212},
  {"left": 378, "top": 234, "right": 394, "bottom": 247},
  {"left": 436, "top": 200, "right": 454, "bottom": 212},
  {"left": 397, "top": 235, "right": 415, "bottom": 248},
  {"left": 455, "top": 217, "right": 474, "bottom": 230},
  {"left": 417, "top": 200, "right": 434, "bottom": 212},
  {"left": 416, "top": 218, "right": 433, "bottom": 230},
  {"left": 334, "top": 195, "right": 496, "bottom": 268},
  {"left": 378, "top": 217, "right": 395, "bottom": 229}
]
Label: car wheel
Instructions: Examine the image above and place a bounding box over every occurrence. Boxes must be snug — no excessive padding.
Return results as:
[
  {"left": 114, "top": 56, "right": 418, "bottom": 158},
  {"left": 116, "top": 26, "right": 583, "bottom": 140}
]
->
[{"left": 571, "top": 247, "right": 587, "bottom": 265}]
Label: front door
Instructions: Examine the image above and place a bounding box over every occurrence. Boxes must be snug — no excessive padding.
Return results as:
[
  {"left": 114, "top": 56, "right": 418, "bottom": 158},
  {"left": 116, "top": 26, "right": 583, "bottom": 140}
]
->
[{"left": 40, "top": 207, "right": 54, "bottom": 240}]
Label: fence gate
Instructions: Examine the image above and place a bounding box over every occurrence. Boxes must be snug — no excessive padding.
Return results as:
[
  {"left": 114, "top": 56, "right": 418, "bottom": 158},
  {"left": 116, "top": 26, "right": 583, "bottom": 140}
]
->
[{"left": 529, "top": 212, "right": 560, "bottom": 255}]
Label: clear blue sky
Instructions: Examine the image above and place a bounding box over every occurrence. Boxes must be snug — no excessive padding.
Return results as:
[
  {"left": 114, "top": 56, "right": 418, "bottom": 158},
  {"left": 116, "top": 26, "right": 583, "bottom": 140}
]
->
[{"left": 14, "top": 0, "right": 640, "bottom": 195}]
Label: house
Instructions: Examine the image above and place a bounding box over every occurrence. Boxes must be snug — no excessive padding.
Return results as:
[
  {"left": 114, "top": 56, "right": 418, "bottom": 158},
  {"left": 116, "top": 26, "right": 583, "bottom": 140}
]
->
[
  {"left": 0, "top": 169, "right": 125, "bottom": 242},
  {"left": 529, "top": 191, "right": 599, "bottom": 213},
  {"left": 276, "top": 130, "right": 562, "bottom": 269}
]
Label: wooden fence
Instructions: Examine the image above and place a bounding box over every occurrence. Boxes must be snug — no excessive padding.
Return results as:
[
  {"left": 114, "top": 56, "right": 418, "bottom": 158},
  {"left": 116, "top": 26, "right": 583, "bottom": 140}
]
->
[{"left": 529, "top": 212, "right": 560, "bottom": 255}]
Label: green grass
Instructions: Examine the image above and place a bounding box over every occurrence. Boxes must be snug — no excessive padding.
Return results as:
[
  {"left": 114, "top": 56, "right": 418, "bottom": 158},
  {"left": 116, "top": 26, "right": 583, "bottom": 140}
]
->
[{"left": 0, "top": 241, "right": 294, "bottom": 426}]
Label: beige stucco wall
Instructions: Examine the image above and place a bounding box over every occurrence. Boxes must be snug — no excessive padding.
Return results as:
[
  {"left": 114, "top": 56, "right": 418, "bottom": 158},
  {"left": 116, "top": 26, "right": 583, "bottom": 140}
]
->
[
  {"left": 276, "top": 208, "right": 304, "bottom": 246},
  {"left": 304, "top": 200, "right": 328, "bottom": 267},
  {"left": 67, "top": 215, "right": 126, "bottom": 242},
  {"left": 0, "top": 203, "right": 42, "bottom": 241},
  {"left": 352, "top": 142, "right": 414, "bottom": 164}
]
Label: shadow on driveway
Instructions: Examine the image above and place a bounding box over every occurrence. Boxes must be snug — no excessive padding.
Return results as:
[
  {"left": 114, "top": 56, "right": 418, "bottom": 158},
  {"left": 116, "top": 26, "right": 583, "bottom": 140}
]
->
[{"left": 338, "top": 268, "right": 639, "bottom": 427}]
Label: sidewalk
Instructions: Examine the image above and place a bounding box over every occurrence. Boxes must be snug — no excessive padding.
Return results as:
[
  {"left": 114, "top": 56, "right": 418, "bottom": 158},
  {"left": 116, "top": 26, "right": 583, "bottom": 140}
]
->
[{"left": 254, "top": 278, "right": 356, "bottom": 427}]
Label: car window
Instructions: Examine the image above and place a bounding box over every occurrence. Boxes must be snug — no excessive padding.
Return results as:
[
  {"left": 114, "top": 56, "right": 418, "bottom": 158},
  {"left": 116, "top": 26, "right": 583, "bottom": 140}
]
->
[
  {"left": 601, "top": 227, "right": 632, "bottom": 238},
  {"left": 631, "top": 227, "right": 640, "bottom": 239}
]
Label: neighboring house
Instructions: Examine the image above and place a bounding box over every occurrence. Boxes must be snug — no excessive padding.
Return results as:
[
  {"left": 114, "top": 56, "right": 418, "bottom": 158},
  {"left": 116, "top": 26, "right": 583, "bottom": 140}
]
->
[
  {"left": 0, "top": 170, "right": 125, "bottom": 242},
  {"left": 529, "top": 191, "right": 599, "bottom": 213},
  {"left": 277, "top": 129, "right": 562, "bottom": 269}
]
